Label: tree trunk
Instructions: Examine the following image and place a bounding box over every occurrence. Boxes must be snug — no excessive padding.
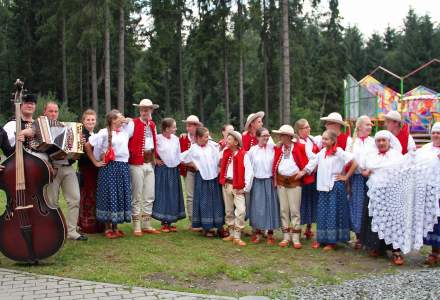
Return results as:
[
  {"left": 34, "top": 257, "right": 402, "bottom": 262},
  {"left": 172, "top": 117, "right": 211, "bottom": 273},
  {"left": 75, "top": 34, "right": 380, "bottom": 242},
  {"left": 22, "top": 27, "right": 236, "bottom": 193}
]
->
[
  {"left": 104, "top": 0, "right": 111, "bottom": 113},
  {"left": 222, "top": 0, "right": 230, "bottom": 122},
  {"left": 262, "top": 0, "right": 269, "bottom": 128},
  {"left": 177, "top": 1, "right": 185, "bottom": 117},
  {"left": 79, "top": 52, "right": 83, "bottom": 113},
  {"left": 117, "top": 2, "right": 125, "bottom": 114},
  {"left": 86, "top": 49, "right": 90, "bottom": 107},
  {"left": 238, "top": 0, "right": 244, "bottom": 130},
  {"left": 279, "top": 33, "right": 283, "bottom": 126},
  {"left": 164, "top": 67, "right": 170, "bottom": 115},
  {"left": 91, "top": 44, "right": 98, "bottom": 115},
  {"left": 281, "top": 0, "right": 290, "bottom": 124},
  {"left": 61, "top": 13, "right": 68, "bottom": 105}
]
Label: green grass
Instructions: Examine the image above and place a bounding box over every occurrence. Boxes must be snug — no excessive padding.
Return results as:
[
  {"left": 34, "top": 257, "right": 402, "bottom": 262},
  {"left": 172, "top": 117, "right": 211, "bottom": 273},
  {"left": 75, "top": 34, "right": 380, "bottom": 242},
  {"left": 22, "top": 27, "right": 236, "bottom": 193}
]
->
[{"left": 0, "top": 189, "right": 427, "bottom": 297}]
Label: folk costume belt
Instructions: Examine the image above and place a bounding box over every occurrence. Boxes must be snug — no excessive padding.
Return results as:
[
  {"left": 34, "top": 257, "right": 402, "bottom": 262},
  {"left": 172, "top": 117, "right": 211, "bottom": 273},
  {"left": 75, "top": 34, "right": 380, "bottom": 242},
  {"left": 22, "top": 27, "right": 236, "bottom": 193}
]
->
[
  {"left": 276, "top": 173, "right": 301, "bottom": 188},
  {"left": 143, "top": 150, "right": 154, "bottom": 163},
  {"left": 186, "top": 166, "right": 197, "bottom": 173},
  {"left": 225, "top": 178, "right": 233, "bottom": 185}
]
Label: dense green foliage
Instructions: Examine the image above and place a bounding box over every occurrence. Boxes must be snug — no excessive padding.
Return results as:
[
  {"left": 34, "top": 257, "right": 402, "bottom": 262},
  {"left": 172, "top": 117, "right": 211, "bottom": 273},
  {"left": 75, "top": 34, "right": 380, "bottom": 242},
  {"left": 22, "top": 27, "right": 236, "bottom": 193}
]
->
[{"left": 0, "top": 0, "right": 439, "bottom": 132}]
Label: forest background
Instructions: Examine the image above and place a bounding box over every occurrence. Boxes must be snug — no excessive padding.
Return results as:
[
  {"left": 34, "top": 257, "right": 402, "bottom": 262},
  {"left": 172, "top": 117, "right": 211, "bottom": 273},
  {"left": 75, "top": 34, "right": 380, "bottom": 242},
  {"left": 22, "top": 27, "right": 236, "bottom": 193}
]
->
[{"left": 0, "top": 0, "right": 439, "bottom": 134}]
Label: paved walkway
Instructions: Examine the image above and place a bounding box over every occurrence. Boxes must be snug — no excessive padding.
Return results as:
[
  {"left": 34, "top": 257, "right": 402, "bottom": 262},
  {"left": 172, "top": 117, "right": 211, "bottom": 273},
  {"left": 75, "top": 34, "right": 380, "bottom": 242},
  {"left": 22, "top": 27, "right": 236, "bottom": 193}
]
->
[{"left": 0, "top": 268, "right": 239, "bottom": 300}]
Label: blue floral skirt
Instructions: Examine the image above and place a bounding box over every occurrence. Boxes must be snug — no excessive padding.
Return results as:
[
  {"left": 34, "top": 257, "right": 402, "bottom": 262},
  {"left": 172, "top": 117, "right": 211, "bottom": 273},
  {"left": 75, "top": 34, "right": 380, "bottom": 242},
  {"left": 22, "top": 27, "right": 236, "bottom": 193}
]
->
[
  {"left": 300, "top": 181, "right": 318, "bottom": 225},
  {"left": 316, "top": 181, "right": 350, "bottom": 244},
  {"left": 192, "top": 172, "right": 225, "bottom": 230},
  {"left": 96, "top": 161, "right": 131, "bottom": 224},
  {"left": 152, "top": 165, "right": 186, "bottom": 224},
  {"left": 349, "top": 174, "right": 367, "bottom": 234}
]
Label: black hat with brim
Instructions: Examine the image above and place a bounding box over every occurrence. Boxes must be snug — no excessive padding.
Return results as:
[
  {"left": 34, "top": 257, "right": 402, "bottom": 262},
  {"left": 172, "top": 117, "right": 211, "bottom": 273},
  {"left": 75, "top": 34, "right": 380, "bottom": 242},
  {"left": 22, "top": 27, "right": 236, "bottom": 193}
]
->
[{"left": 23, "top": 94, "right": 37, "bottom": 103}]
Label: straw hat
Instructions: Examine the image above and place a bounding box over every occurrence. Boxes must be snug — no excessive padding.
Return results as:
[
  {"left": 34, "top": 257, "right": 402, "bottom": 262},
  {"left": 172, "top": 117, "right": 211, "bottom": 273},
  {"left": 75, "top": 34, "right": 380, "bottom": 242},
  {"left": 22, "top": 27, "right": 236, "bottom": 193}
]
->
[
  {"left": 228, "top": 131, "right": 243, "bottom": 147},
  {"left": 384, "top": 111, "right": 402, "bottom": 122},
  {"left": 182, "top": 115, "right": 202, "bottom": 125},
  {"left": 320, "top": 112, "right": 346, "bottom": 126},
  {"left": 244, "top": 111, "right": 265, "bottom": 131},
  {"left": 133, "top": 98, "right": 159, "bottom": 109},
  {"left": 272, "top": 125, "right": 295, "bottom": 136}
]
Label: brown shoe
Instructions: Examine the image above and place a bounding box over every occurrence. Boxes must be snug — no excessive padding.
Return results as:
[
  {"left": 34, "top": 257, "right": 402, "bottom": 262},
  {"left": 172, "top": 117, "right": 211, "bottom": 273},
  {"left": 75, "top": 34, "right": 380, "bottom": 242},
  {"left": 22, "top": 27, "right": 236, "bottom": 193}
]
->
[
  {"left": 170, "top": 225, "right": 177, "bottom": 232},
  {"left": 311, "top": 241, "right": 320, "bottom": 249},
  {"left": 233, "top": 238, "right": 247, "bottom": 247},
  {"left": 293, "top": 242, "right": 302, "bottom": 249},
  {"left": 142, "top": 228, "right": 161, "bottom": 234},
  {"left": 266, "top": 234, "right": 276, "bottom": 246},
  {"left": 223, "top": 235, "right": 234, "bottom": 242},
  {"left": 278, "top": 240, "right": 290, "bottom": 248},
  {"left": 133, "top": 231, "right": 143, "bottom": 237},
  {"left": 425, "top": 253, "right": 439, "bottom": 266},
  {"left": 250, "top": 234, "right": 261, "bottom": 244},
  {"left": 392, "top": 253, "right": 404, "bottom": 266},
  {"left": 323, "top": 244, "right": 336, "bottom": 251},
  {"left": 218, "top": 228, "right": 230, "bottom": 238},
  {"left": 161, "top": 225, "right": 171, "bottom": 233}
]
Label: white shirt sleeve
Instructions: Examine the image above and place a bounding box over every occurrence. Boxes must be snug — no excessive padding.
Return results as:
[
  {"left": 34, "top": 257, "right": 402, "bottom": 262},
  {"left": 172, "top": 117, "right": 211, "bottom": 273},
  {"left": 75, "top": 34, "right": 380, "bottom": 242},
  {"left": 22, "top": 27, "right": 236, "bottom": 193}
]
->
[
  {"left": 3, "top": 121, "right": 16, "bottom": 147},
  {"left": 305, "top": 146, "right": 316, "bottom": 161},
  {"left": 243, "top": 153, "right": 254, "bottom": 193},
  {"left": 304, "top": 151, "right": 319, "bottom": 174},
  {"left": 407, "top": 135, "right": 416, "bottom": 153},
  {"left": 336, "top": 147, "right": 354, "bottom": 164},
  {"left": 123, "top": 120, "right": 134, "bottom": 138},
  {"left": 313, "top": 135, "right": 322, "bottom": 149}
]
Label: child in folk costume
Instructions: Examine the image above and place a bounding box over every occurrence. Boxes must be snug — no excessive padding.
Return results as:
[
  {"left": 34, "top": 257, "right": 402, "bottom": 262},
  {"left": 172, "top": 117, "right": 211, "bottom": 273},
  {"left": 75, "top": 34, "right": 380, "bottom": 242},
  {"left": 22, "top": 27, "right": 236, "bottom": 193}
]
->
[
  {"left": 78, "top": 109, "right": 104, "bottom": 234},
  {"left": 219, "top": 131, "right": 253, "bottom": 246},
  {"left": 242, "top": 112, "right": 264, "bottom": 151},
  {"left": 153, "top": 118, "right": 186, "bottom": 232},
  {"left": 419, "top": 122, "right": 440, "bottom": 266},
  {"left": 297, "top": 129, "right": 357, "bottom": 251},
  {"left": 181, "top": 127, "right": 226, "bottom": 237},
  {"left": 295, "top": 119, "right": 320, "bottom": 240},
  {"left": 247, "top": 128, "right": 280, "bottom": 245},
  {"left": 85, "top": 109, "right": 133, "bottom": 239},
  {"left": 272, "top": 125, "right": 314, "bottom": 249},
  {"left": 315, "top": 112, "right": 352, "bottom": 150},
  {"left": 219, "top": 124, "right": 234, "bottom": 151},
  {"left": 345, "top": 116, "right": 375, "bottom": 249},
  {"left": 179, "top": 115, "right": 202, "bottom": 231}
]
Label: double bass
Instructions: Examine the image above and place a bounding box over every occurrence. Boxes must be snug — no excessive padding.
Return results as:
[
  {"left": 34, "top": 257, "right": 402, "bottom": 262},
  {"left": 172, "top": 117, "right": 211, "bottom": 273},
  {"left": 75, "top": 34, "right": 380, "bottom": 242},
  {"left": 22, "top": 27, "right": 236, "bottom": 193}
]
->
[{"left": 0, "top": 79, "right": 66, "bottom": 263}]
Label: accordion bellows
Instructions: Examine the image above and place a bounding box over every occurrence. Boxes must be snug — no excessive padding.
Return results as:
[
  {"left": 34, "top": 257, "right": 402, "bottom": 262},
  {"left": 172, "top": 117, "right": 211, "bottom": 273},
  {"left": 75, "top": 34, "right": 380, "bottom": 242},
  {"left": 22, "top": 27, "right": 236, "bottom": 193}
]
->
[{"left": 35, "top": 116, "right": 84, "bottom": 160}]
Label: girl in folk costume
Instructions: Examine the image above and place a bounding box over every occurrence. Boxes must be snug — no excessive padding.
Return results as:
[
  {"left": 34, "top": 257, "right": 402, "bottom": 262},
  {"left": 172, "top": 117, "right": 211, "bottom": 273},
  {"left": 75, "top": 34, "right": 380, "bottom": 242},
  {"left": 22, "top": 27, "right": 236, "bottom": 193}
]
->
[
  {"left": 219, "top": 124, "right": 234, "bottom": 151},
  {"left": 298, "top": 129, "right": 357, "bottom": 251},
  {"left": 181, "top": 127, "right": 226, "bottom": 238},
  {"left": 420, "top": 122, "right": 440, "bottom": 266},
  {"left": 85, "top": 110, "right": 133, "bottom": 239},
  {"left": 358, "top": 130, "right": 405, "bottom": 265},
  {"left": 384, "top": 111, "right": 416, "bottom": 154},
  {"left": 179, "top": 115, "right": 202, "bottom": 231},
  {"left": 242, "top": 112, "right": 264, "bottom": 151},
  {"left": 78, "top": 109, "right": 104, "bottom": 234},
  {"left": 247, "top": 128, "right": 280, "bottom": 245},
  {"left": 219, "top": 131, "right": 253, "bottom": 246},
  {"left": 315, "top": 112, "right": 352, "bottom": 150},
  {"left": 295, "top": 119, "right": 320, "bottom": 240},
  {"left": 272, "top": 125, "right": 313, "bottom": 249},
  {"left": 345, "top": 116, "right": 375, "bottom": 249},
  {"left": 128, "top": 99, "right": 161, "bottom": 236},
  {"left": 153, "top": 118, "right": 186, "bottom": 232}
]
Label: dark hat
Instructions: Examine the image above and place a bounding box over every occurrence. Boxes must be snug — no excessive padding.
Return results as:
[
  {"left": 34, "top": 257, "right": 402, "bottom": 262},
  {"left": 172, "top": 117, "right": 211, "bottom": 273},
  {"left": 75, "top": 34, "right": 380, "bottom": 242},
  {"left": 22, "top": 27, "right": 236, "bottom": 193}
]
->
[{"left": 23, "top": 94, "right": 37, "bottom": 103}]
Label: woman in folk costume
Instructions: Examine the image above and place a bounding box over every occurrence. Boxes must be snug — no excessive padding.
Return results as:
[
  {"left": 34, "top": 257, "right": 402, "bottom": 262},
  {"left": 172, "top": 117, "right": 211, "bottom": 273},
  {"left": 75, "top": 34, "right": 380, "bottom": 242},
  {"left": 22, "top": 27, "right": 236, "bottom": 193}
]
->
[
  {"left": 179, "top": 115, "right": 202, "bottom": 231},
  {"left": 419, "top": 122, "right": 440, "bottom": 266},
  {"left": 315, "top": 112, "right": 352, "bottom": 150},
  {"left": 219, "top": 124, "right": 234, "bottom": 151},
  {"left": 219, "top": 131, "right": 253, "bottom": 246},
  {"left": 295, "top": 119, "right": 320, "bottom": 240},
  {"left": 153, "top": 118, "right": 186, "bottom": 232},
  {"left": 358, "top": 130, "right": 405, "bottom": 265},
  {"left": 181, "top": 127, "right": 226, "bottom": 238},
  {"left": 298, "top": 130, "right": 357, "bottom": 251},
  {"left": 247, "top": 127, "right": 280, "bottom": 245},
  {"left": 78, "top": 109, "right": 104, "bottom": 234},
  {"left": 272, "top": 125, "right": 313, "bottom": 249},
  {"left": 384, "top": 110, "right": 416, "bottom": 154},
  {"left": 85, "top": 110, "right": 133, "bottom": 239},
  {"left": 345, "top": 116, "right": 375, "bottom": 249}
]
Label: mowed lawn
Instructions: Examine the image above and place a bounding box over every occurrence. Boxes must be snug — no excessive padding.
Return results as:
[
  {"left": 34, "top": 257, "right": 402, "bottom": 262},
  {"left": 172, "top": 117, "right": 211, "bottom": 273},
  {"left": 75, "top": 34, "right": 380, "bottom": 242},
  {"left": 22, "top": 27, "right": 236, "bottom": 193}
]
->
[{"left": 0, "top": 188, "right": 429, "bottom": 298}]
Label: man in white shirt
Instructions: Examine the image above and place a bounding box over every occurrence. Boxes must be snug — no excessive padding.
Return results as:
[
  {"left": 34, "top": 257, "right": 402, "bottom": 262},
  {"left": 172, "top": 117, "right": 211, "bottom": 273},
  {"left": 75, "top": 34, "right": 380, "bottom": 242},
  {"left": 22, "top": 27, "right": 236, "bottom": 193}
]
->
[{"left": 384, "top": 110, "right": 416, "bottom": 154}]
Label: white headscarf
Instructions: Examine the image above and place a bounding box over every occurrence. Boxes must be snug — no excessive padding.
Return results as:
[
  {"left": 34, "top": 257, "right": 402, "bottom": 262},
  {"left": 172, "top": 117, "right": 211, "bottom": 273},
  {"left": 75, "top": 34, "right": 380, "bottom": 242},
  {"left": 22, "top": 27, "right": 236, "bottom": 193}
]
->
[
  {"left": 374, "top": 130, "right": 402, "bottom": 153},
  {"left": 432, "top": 122, "right": 440, "bottom": 133}
]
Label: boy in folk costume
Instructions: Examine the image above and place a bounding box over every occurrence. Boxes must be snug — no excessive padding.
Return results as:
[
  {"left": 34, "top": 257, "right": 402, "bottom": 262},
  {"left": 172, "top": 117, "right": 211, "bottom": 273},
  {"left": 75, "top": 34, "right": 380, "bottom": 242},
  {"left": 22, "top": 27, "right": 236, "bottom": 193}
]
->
[
  {"left": 315, "top": 112, "right": 352, "bottom": 150},
  {"left": 219, "top": 131, "right": 253, "bottom": 246},
  {"left": 179, "top": 115, "right": 202, "bottom": 231},
  {"left": 272, "top": 125, "right": 314, "bottom": 249},
  {"left": 127, "top": 99, "right": 161, "bottom": 236},
  {"left": 384, "top": 110, "right": 416, "bottom": 154},
  {"left": 219, "top": 124, "right": 234, "bottom": 151}
]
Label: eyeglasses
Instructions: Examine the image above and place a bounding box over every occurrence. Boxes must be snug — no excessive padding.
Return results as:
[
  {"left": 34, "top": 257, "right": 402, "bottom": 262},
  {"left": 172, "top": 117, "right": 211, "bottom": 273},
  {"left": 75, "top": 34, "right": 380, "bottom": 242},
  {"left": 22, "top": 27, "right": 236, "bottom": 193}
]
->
[
  {"left": 260, "top": 135, "right": 271, "bottom": 138},
  {"left": 299, "top": 126, "right": 310, "bottom": 130}
]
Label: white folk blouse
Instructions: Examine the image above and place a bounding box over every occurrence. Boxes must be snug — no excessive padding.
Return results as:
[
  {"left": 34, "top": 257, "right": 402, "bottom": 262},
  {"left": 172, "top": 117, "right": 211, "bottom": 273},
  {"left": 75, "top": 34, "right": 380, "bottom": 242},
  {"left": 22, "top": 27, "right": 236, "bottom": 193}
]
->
[
  {"left": 247, "top": 144, "right": 274, "bottom": 179},
  {"left": 181, "top": 141, "right": 220, "bottom": 180},
  {"left": 156, "top": 134, "right": 181, "bottom": 168}
]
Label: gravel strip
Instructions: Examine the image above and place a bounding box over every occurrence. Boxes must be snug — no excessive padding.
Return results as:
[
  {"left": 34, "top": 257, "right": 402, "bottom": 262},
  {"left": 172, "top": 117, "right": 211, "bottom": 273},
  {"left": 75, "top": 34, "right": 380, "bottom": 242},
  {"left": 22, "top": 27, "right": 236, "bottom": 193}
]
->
[{"left": 272, "top": 268, "right": 440, "bottom": 300}]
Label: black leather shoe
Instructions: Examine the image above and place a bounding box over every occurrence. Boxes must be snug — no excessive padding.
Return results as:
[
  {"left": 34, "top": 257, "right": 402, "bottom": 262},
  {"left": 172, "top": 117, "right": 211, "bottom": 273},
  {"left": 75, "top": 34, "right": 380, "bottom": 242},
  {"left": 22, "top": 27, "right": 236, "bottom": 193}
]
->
[{"left": 75, "top": 235, "right": 88, "bottom": 241}]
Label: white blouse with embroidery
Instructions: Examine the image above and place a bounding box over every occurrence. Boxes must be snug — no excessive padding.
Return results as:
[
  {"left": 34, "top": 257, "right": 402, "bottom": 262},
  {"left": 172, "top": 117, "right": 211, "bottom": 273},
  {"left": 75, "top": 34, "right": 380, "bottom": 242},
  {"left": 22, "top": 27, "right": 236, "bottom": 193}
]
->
[{"left": 156, "top": 134, "right": 181, "bottom": 168}]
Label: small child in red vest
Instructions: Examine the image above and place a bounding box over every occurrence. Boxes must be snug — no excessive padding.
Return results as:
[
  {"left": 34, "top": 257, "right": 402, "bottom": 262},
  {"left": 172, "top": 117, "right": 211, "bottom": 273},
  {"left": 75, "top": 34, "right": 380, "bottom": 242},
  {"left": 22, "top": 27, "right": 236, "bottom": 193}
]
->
[{"left": 219, "top": 131, "right": 253, "bottom": 246}]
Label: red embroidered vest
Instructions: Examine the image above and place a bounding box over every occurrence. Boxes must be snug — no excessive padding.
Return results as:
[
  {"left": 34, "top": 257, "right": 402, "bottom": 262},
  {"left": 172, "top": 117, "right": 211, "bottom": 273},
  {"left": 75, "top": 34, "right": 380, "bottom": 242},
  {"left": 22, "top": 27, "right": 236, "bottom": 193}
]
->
[
  {"left": 272, "top": 142, "right": 314, "bottom": 185},
  {"left": 128, "top": 118, "right": 157, "bottom": 165},
  {"left": 242, "top": 131, "right": 257, "bottom": 151},
  {"left": 219, "top": 148, "right": 246, "bottom": 189},
  {"left": 336, "top": 132, "right": 349, "bottom": 150},
  {"left": 179, "top": 135, "right": 192, "bottom": 176}
]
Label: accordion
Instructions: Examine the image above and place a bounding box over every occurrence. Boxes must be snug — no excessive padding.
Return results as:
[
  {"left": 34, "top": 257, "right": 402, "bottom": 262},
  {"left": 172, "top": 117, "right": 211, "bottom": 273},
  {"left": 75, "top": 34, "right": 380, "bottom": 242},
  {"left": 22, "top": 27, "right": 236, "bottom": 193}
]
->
[{"left": 35, "top": 116, "right": 84, "bottom": 160}]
